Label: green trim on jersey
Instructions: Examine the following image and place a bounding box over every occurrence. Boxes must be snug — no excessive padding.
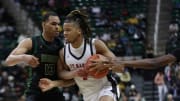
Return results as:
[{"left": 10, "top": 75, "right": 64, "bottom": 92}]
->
[{"left": 41, "top": 54, "right": 58, "bottom": 63}]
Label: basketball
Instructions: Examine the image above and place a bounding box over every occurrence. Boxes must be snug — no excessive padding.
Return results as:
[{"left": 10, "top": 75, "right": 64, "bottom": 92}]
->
[{"left": 85, "top": 54, "right": 109, "bottom": 79}]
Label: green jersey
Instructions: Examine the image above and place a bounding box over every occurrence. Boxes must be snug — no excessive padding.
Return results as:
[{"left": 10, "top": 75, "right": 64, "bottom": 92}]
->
[{"left": 25, "top": 35, "right": 64, "bottom": 96}]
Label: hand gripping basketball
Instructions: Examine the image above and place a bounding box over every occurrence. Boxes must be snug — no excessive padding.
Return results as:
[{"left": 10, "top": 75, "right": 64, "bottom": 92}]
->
[{"left": 85, "top": 54, "right": 109, "bottom": 79}]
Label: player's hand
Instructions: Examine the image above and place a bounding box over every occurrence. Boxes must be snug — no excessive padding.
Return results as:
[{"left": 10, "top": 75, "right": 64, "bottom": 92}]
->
[
  {"left": 39, "top": 78, "right": 57, "bottom": 92},
  {"left": 88, "top": 59, "right": 112, "bottom": 72},
  {"left": 23, "top": 55, "right": 39, "bottom": 67},
  {"left": 88, "top": 60, "right": 125, "bottom": 73},
  {"left": 111, "top": 63, "right": 125, "bottom": 72}
]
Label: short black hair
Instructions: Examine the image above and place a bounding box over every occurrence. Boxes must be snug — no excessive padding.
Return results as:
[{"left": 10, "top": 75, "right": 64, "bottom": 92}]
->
[{"left": 42, "top": 11, "right": 58, "bottom": 22}]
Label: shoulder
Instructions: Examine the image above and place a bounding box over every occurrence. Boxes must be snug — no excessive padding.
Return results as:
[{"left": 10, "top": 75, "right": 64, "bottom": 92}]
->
[
  {"left": 94, "top": 39, "right": 105, "bottom": 47},
  {"left": 94, "top": 39, "right": 108, "bottom": 52},
  {"left": 30, "top": 35, "right": 41, "bottom": 45},
  {"left": 60, "top": 48, "right": 65, "bottom": 57},
  {"left": 19, "top": 38, "right": 32, "bottom": 46},
  {"left": 59, "top": 47, "right": 65, "bottom": 62},
  {"left": 16, "top": 38, "right": 32, "bottom": 51},
  {"left": 31, "top": 35, "right": 40, "bottom": 40},
  {"left": 60, "top": 48, "right": 64, "bottom": 55}
]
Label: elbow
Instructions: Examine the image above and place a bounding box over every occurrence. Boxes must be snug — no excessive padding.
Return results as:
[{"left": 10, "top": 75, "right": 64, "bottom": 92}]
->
[
  {"left": 4, "top": 54, "right": 24, "bottom": 67},
  {"left": 4, "top": 56, "right": 15, "bottom": 67},
  {"left": 4, "top": 58, "right": 12, "bottom": 66}
]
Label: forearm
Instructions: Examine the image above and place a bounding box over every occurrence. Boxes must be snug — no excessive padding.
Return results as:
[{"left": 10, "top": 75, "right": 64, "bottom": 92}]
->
[
  {"left": 123, "top": 59, "right": 160, "bottom": 69},
  {"left": 59, "top": 70, "right": 77, "bottom": 80},
  {"left": 112, "top": 58, "right": 162, "bottom": 69},
  {"left": 121, "top": 55, "right": 176, "bottom": 69},
  {"left": 51, "top": 79, "right": 75, "bottom": 87},
  {"left": 60, "top": 79, "right": 75, "bottom": 87},
  {"left": 5, "top": 54, "right": 25, "bottom": 66}
]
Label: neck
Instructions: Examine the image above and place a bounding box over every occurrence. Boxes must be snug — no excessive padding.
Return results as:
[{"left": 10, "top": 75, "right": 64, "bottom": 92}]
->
[
  {"left": 42, "top": 32, "right": 54, "bottom": 42},
  {"left": 71, "top": 36, "right": 84, "bottom": 48}
]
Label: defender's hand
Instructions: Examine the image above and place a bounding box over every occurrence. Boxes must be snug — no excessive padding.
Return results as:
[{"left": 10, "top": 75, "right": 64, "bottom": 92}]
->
[
  {"left": 23, "top": 55, "right": 39, "bottom": 67},
  {"left": 89, "top": 60, "right": 125, "bottom": 73},
  {"left": 88, "top": 60, "right": 112, "bottom": 72},
  {"left": 39, "top": 78, "right": 57, "bottom": 92}
]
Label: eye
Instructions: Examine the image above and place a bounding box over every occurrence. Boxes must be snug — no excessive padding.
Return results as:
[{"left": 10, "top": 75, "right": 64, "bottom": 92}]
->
[
  {"left": 51, "top": 22, "right": 59, "bottom": 26},
  {"left": 63, "top": 28, "right": 71, "bottom": 32}
]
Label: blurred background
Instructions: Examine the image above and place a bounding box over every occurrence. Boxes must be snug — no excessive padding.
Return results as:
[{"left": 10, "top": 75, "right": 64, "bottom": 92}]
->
[{"left": 0, "top": 0, "right": 179, "bottom": 101}]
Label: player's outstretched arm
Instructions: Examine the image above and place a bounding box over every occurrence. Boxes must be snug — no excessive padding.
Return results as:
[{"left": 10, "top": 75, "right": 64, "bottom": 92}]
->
[
  {"left": 39, "top": 78, "right": 75, "bottom": 92},
  {"left": 119, "top": 54, "right": 176, "bottom": 69},
  {"left": 114, "top": 48, "right": 179, "bottom": 69},
  {"left": 89, "top": 54, "right": 176, "bottom": 72},
  {"left": 5, "top": 38, "right": 39, "bottom": 67}
]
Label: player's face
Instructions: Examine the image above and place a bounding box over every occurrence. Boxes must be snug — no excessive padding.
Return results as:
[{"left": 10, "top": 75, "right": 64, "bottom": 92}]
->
[
  {"left": 43, "top": 16, "right": 60, "bottom": 37},
  {"left": 63, "top": 22, "right": 81, "bottom": 43}
]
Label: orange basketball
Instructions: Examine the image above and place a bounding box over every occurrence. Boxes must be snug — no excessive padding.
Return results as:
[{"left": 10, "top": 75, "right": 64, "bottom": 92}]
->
[{"left": 85, "top": 54, "right": 109, "bottom": 79}]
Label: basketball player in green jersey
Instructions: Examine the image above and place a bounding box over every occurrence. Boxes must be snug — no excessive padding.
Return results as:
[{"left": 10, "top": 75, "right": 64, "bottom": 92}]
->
[{"left": 5, "top": 11, "right": 74, "bottom": 101}]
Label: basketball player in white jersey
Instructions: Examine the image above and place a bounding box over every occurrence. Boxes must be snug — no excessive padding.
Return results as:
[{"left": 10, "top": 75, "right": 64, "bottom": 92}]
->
[{"left": 39, "top": 10, "right": 121, "bottom": 101}]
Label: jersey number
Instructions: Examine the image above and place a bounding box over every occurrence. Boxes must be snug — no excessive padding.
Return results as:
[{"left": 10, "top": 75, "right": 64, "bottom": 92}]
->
[{"left": 45, "top": 64, "right": 55, "bottom": 75}]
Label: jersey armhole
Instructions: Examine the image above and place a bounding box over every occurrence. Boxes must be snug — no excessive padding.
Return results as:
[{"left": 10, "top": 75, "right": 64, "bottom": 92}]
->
[
  {"left": 30, "top": 36, "right": 37, "bottom": 54},
  {"left": 63, "top": 45, "right": 71, "bottom": 71},
  {"left": 89, "top": 38, "right": 96, "bottom": 55},
  {"left": 89, "top": 38, "right": 93, "bottom": 55},
  {"left": 63, "top": 45, "right": 66, "bottom": 64}
]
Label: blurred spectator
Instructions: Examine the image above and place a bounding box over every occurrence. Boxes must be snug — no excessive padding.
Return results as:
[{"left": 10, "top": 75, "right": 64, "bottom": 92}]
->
[
  {"left": 169, "top": 21, "right": 179, "bottom": 34},
  {"left": 18, "top": 95, "right": 25, "bottom": 101},
  {"left": 128, "top": 84, "right": 146, "bottom": 101},
  {"left": 119, "top": 28, "right": 129, "bottom": 45},
  {"left": 48, "top": 0, "right": 55, "bottom": 8},
  {"left": 125, "top": 42, "right": 133, "bottom": 56},
  {"left": 165, "top": 30, "right": 180, "bottom": 54},
  {"left": 132, "top": 41, "right": 145, "bottom": 56},
  {"left": 112, "top": 18, "right": 124, "bottom": 30},
  {"left": 100, "top": 31, "right": 111, "bottom": 42},
  {"left": 154, "top": 71, "right": 168, "bottom": 101},
  {"left": 63, "top": 88, "right": 72, "bottom": 101},
  {"left": 164, "top": 63, "right": 173, "bottom": 84},
  {"left": 120, "top": 92, "right": 128, "bottom": 101},
  {"left": 145, "top": 43, "right": 154, "bottom": 58},
  {"left": 166, "top": 93, "right": 174, "bottom": 101},
  {"left": 127, "top": 15, "right": 139, "bottom": 25},
  {"left": 169, "top": 83, "right": 178, "bottom": 97},
  {"left": 91, "top": 6, "right": 101, "bottom": 18},
  {"left": 134, "top": 93, "right": 146, "bottom": 101},
  {"left": 128, "top": 84, "right": 138, "bottom": 101},
  {"left": 127, "top": 24, "right": 137, "bottom": 36},
  {"left": 95, "top": 15, "right": 109, "bottom": 27},
  {"left": 114, "top": 40, "right": 126, "bottom": 56}
]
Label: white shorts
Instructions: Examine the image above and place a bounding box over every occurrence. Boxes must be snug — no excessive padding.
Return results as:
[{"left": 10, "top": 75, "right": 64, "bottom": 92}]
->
[{"left": 83, "top": 85, "right": 120, "bottom": 101}]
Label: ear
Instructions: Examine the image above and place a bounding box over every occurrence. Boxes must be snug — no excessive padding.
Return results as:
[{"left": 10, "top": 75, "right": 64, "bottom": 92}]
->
[{"left": 78, "top": 29, "right": 82, "bottom": 34}]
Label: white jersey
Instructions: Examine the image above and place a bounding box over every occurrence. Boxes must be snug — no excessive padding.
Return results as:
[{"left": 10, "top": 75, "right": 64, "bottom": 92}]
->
[{"left": 64, "top": 38, "right": 119, "bottom": 101}]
